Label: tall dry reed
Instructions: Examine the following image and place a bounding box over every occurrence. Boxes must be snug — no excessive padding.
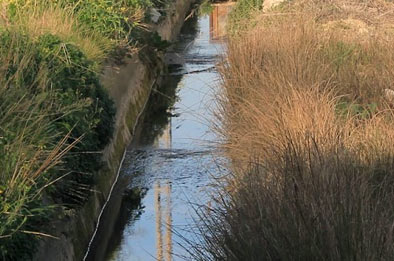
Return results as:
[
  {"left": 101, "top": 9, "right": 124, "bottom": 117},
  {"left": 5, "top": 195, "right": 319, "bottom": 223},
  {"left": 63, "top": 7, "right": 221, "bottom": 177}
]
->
[{"left": 189, "top": 1, "right": 394, "bottom": 260}]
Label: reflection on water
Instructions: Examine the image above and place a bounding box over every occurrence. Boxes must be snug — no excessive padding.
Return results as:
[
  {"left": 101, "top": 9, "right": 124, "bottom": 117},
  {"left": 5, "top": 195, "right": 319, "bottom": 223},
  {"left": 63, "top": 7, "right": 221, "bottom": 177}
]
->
[
  {"left": 154, "top": 181, "right": 172, "bottom": 261},
  {"left": 86, "top": 4, "right": 233, "bottom": 260}
]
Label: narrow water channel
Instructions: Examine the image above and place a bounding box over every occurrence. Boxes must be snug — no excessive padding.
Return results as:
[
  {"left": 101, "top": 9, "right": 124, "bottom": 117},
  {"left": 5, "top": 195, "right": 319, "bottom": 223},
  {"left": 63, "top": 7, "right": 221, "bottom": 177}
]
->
[{"left": 86, "top": 7, "right": 231, "bottom": 260}]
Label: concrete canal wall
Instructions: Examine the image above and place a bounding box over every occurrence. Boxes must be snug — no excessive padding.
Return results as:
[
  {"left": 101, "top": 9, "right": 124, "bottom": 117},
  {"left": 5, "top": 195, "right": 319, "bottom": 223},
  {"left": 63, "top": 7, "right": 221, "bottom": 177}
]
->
[{"left": 33, "top": 1, "right": 196, "bottom": 260}]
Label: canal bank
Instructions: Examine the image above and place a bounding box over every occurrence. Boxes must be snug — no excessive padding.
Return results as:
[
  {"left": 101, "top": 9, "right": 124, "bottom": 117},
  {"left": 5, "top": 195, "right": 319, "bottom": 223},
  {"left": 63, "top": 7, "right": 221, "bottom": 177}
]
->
[{"left": 33, "top": 1, "right": 196, "bottom": 260}]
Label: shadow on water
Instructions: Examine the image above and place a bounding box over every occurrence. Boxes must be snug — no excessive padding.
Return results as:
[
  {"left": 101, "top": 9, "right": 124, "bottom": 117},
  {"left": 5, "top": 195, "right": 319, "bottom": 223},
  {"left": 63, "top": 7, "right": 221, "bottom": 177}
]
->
[
  {"left": 84, "top": 173, "right": 143, "bottom": 261},
  {"left": 131, "top": 14, "right": 199, "bottom": 148},
  {"left": 99, "top": 187, "right": 146, "bottom": 261},
  {"left": 131, "top": 73, "right": 182, "bottom": 148}
]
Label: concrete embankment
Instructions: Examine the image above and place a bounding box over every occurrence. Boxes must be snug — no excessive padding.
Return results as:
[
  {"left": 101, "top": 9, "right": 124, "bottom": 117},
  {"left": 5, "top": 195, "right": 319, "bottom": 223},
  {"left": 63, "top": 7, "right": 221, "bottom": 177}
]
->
[{"left": 33, "top": 1, "right": 196, "bottom": 260}]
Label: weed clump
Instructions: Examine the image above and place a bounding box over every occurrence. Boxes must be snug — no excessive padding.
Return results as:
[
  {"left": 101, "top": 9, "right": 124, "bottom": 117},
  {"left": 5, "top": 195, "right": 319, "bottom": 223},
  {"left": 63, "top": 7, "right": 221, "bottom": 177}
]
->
[{"left": 0, "top": 30, "right": 84, "bottom": 260}]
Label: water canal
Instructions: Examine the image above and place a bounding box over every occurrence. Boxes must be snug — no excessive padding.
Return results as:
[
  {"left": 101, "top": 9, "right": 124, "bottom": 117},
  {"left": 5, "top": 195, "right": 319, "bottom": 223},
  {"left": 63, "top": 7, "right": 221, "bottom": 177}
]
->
[{"left": 85, "top": 5, "right": 232, "bottom": 260}]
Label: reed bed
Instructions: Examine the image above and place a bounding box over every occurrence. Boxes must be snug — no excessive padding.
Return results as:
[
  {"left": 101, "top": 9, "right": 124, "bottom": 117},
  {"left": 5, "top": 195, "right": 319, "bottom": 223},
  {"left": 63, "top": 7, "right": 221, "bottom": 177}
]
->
[{"left": 188, "top": 1, "right": 394, "bottom": 260}]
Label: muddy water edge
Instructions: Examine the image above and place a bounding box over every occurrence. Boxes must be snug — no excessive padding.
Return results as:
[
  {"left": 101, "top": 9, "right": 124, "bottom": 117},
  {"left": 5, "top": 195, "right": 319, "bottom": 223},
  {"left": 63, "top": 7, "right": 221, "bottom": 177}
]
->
[{"left": 85, "top": 7, "right": 231, "bottom": 261}]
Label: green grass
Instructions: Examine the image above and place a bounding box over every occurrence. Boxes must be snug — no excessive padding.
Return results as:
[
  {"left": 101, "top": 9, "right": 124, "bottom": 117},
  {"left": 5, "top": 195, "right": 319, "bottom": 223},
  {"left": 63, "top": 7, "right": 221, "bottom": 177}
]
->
[{"left": 199, "top": 0, "right": 214, "bottom": 16}]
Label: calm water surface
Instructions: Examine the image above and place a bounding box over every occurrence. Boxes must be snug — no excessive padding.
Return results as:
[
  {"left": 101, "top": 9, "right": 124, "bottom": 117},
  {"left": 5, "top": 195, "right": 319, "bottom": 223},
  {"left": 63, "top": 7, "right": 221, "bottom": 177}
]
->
[{"left": 86, "top": 11, "right": 227, "bottom": 261}]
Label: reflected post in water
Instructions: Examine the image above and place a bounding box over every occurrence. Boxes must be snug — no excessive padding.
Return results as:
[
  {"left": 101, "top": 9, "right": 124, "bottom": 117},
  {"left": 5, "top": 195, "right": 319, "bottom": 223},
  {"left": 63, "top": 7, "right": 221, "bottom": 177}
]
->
[
  {"left": 165, "top": 181, "right": 172, "bottom": 261},
  {"left": 154, "top": 181, "right": 173, "bottom": 261},
  {"left": 154, "top": 182, "right": 163, "bottom": 261}
]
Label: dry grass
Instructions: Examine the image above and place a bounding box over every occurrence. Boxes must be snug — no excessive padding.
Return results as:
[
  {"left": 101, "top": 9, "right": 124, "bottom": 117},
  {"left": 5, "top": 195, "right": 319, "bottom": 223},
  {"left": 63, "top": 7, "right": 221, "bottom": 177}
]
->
[
  {"left": 3, "top": 3, "right": 112, "bottom": 62},
  {"left": 0, "top": 1, "right": 146, "bottom": 62},
  {"left": 219, "top": 9, "right": 394, "bottom": 168},
  {"left": 189, "top": 1, "right": 394, "bottom": 260},
  {"left": 0, "top": 29, "right": 86, "bottom": 259},
  {"left": 23, "top": 7, "right": 111, "bottom": 61}
]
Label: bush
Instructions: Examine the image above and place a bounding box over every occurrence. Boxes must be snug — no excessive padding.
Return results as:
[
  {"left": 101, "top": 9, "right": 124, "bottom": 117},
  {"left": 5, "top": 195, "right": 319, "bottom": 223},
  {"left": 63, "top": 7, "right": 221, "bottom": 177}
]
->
[
  {"left": 34, "top": 34, "right": 116, "bottom": 203},
  {"left": 0, "top": 31, "right": 115, "bottom": 188},
  {"left": 69, "top": 0, "right": 149, "bottom": 41},
  {"left": 0, "top": 28, "right": 115, "bottom": 259},
  {"left": 0, "top": 30, "right": 82, "bottom": 261}
]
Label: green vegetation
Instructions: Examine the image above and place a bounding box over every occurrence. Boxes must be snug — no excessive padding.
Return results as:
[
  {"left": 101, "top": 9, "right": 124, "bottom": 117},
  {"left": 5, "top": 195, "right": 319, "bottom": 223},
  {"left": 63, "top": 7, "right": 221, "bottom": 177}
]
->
[
  {"left": 0, "top": 0, "right": 169, "bottom": 259},
  {"left": 188, "top": 0, "right": 394, "bottom": 260},
  {"left": 5, "top": 0, "right": 152, "bottom": 60},
  {"left": 228, "top": 0, "right": 263, "bottom": 34},
  {"left": 199, "top": 0, "right": 214, "bottom": 16},
  {"left": 0, "top": 29, "right": 88, "bottom": 260}
]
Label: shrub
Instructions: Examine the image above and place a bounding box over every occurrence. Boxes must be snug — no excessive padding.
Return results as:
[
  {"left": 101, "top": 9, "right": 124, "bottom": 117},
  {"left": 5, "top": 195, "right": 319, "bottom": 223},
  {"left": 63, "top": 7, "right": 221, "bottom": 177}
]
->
[
  {"left": 69, "top": 0, "right": 147, "bottom": 41},
  {"left": 34, "top": 33, "right": 116, "bottom": 203},
  {"left": 0, "top": 29, "right": 116, "bottom": 260},
  {"left": 0, "top": 31, "right": 115, "bottom": 183},
  {"left": 0, "top": 30, "right": 81, "bottom": 261}
]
